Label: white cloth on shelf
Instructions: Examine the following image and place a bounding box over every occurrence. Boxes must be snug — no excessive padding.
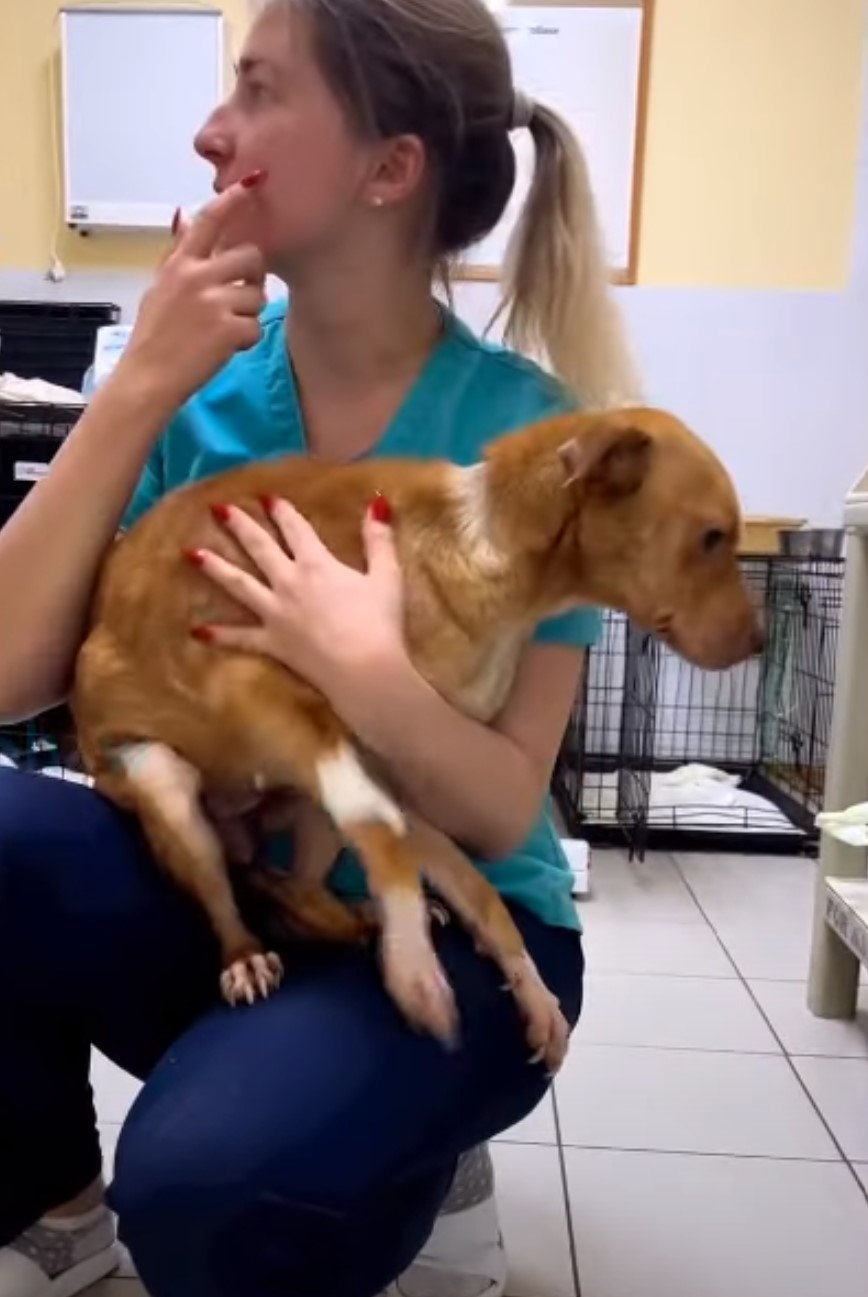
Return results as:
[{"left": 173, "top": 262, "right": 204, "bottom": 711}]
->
[
  {"left": 0, "top": 372, "right": 86, "bottom": 407},
  {"left": 816, "top": 802, "right": 868, "bottom": 847}
]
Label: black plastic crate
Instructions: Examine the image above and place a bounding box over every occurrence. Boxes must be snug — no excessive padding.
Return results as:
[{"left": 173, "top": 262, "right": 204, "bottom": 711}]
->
[
  {"left": 0, "top": 401, "right": 83, "bottom": 528},
  {"left": 0, "top": 300, "right": 120, "bottom": 392}
]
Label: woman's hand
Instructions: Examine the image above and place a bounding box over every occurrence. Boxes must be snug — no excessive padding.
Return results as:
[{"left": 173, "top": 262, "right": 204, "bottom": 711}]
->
[
  {"left": 189, "top": 495, "right": 407, "bottom": 702},
  {"left": 116, "top": 175, "right": 268, "bottom": 417}
]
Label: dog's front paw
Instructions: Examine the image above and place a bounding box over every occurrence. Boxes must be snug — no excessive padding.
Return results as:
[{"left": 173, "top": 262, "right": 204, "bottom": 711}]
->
[
  {"left": 522, "top": 991, "right": 570, "bottom": 1073},
  {"left": 220, "top": 950, "right": 284, "bottom": 1006},
  {"left": 504, "top": 955, "right": 570, "bottom": 1072}
]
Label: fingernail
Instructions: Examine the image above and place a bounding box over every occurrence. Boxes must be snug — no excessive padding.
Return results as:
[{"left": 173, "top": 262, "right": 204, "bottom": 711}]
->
[
  {"left": 259, "top": 494, "right": 278, "bottom": 516},
  {"left": 171, "top": 206, "right": 181, "bottom": 236},
  {"left": 191, "top": 625, "right": 215, "bottom": 644},
  {"left": 240, "top": 169, "right": 267, "bottom": 189},
  {"left": 182, "top": 547, "right": 205, "bottom": 567},
  {"left": 210, "top": 503, "right": 232, "bottom": 524},
  {"left": 369, "top": 492, "right": 392, "bottom": 525}
]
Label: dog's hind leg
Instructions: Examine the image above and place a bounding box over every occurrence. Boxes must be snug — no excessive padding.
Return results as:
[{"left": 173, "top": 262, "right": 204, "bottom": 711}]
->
[
  {"left": 239, "top": 702, "right": 455, "bottom": 1040},
  {"left": 99, "top": 742, "right": 283, "bottom": 1005},
  {"left": 307, "top": 760, "right": 457, "bottom": 1041},
  {"left": 406, "top": 816, "right": 570, "bottom": 1071}
]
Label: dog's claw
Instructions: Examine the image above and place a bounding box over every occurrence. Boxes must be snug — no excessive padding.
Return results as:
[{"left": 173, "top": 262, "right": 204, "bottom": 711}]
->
[
  {"left": 220, "top": 951, "right": 284, "bottom": 1007},
  {"left": 501, "top": 955, "right": 570, "bottom": 1073},
  {"left": 258, "top": 952, "right": 284, "bottom": 997},
  {"left": 522, "top": 997, "right": 570, "bottom": 1072}
]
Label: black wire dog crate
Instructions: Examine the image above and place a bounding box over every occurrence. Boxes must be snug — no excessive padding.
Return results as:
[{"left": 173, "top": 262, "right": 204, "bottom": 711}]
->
[
  {"left": 553, "top": 555, "right": 844, "bottom": 857},
  {"left": 0, "top": 300, "right": 119, "bottom": 393},
  {"left": 0, "top": 400, "right": 84, "bottom": 529},
  {"left": 0, "top": 400, "right": 91, "bottom": 776}
]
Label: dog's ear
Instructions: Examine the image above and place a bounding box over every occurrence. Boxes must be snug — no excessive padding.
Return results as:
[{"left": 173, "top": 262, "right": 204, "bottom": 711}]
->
[{"left": 558, "top": 420, "right": 652, "bottom": 499}]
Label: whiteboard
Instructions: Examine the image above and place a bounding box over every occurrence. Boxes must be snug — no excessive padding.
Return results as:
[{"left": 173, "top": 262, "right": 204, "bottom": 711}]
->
[
  {"left": 60, "top": 7, "right": 225, "bottom": 231},
  {"left": 466, "top": 3, "right": 647, "bottom": 278}
]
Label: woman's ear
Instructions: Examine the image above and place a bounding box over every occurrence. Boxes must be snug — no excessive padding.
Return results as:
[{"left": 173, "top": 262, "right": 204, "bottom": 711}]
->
[{"left": 365, "top": 134, "right": 427, "bottom": 208}]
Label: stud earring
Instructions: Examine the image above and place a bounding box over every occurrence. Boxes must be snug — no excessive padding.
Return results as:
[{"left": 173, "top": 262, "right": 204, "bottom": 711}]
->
[{"left": 371, "top": 195, "right": 385, "bottom": 208}]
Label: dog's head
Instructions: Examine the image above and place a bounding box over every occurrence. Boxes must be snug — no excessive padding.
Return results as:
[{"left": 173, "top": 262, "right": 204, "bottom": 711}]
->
[{"left": 525, "top": 409, "right": 762, "bottom": 670}]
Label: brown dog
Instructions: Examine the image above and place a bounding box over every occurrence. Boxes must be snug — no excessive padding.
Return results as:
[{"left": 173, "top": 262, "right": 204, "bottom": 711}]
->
[{"left": 71, "top": 409, "right": 760, "bottom": 1068}]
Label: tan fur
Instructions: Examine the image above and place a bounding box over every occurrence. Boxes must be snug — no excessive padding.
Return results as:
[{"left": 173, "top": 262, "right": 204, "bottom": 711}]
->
[{"left": 71, "top": 409, "right": 759, "bottom": 1065}]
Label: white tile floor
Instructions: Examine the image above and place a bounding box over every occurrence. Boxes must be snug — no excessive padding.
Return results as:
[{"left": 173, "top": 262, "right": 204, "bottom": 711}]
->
[{"left": 91, "top": 849, "right": 868, "bottom": 1297}]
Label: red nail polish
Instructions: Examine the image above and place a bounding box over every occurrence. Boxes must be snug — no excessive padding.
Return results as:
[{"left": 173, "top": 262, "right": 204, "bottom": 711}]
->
[
  {"left": 210, "top": 503, "right": 232, "bottom": 524},
  {"left": 191, "top": 625, "right": 215, "bottom": 644},
  {"left": 240, "top": 169, "right": 267, "bottom": 190},
  {"left": 182, "top": 547, "right": 205, "bottom": 567},
  {"left": 369, "top": 492, "right": 392, "bottom": 525},
  {"left": 171, "top": 206, "right": 181, "bottom": 237},
  {"left": 259, "top": 494, "right": 278, "bottom": 516}
]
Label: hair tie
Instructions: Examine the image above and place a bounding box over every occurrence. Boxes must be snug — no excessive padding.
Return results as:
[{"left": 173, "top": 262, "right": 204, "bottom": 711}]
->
[{"left": 510, "top": 90, "right": 535, "bottom": 132}]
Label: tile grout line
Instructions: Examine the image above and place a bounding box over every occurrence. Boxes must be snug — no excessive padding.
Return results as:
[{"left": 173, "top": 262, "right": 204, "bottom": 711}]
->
[
  {"left": 551, "top": 1084, "right": 583, "bottom": 1297},
  {"left": 554, "top": 1141, "right": 847, "bottom": 1164},
  {"left": 582, "top": 966, "right": 854, "bottom": 988},
  {"left": 571, "top": 1039, "right": 854, "bottom": 1058},
  {"left": 494, "top": 1137, "right": 564, "bottom": 1148},
  {"left": 667, "top": 851, "right": 868, "bottom": 1205},
  {"left": 573, "top": 1036, "right": 868, "bottom": 1060}
]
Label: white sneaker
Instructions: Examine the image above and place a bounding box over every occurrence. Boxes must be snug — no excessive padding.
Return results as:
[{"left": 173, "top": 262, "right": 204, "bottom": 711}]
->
[
  {"left": 0, "top": 1204, "right": 120, "bottom": 1297},
  {"left": 387, "top": 1145, "right": 508, "bottom": 1297}
]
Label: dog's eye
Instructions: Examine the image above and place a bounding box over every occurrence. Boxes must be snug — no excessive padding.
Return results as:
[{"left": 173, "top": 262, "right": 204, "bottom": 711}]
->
[{"left": 702, "top": 528, "right": 726, "bottom": 553}]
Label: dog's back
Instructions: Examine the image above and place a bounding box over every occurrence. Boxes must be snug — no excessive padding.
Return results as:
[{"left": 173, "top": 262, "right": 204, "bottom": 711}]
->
[
  {"left": 76, "top": 454, "right": 390, "bottom": 779},
  {"left": 74, "top": 445, "right": 542, "bottom": 782}
]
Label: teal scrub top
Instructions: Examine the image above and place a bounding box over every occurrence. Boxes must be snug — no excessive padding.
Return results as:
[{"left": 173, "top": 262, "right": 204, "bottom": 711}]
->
[{"left": 124, "top": 298, "right": 598, "bottom": 931}]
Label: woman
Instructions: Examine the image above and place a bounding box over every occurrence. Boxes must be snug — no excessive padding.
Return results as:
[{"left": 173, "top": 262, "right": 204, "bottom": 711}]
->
[{"left": 0, "top": 1, "right": 637, "bottom": 1295}]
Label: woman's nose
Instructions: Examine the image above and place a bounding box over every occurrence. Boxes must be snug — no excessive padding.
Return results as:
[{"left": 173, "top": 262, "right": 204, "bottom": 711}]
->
[{"left": 194, "top": 107, "right": 233, "bottom": 168}]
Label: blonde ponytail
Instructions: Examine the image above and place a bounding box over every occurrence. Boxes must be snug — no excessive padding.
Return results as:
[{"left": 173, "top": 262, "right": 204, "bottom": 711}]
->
[
  {"left": 496, "top": 103, "right": 642, "bottom": 411},
  {"left": 279, "top": 0, "right": 642, "bottom": 409}
]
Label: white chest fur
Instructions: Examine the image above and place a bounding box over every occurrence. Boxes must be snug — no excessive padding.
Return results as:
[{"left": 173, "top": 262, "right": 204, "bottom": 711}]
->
[
  {"left": 448, "top": 463, "right": 507, "bottom": 577},
  {"left": 435, "top": 465, "right": 525, "bottom": 720}
]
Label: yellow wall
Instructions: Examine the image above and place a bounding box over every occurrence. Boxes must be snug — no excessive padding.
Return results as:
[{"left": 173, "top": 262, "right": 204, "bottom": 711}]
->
[
  {"left": 0, "top": 0, "right": 251, "bottom": 275},
  {"left": 1, "top": 0, "right": 866, "bottom": 288},
  {"left": 638, "top": 0, "right": 867, "bottom": 288}
]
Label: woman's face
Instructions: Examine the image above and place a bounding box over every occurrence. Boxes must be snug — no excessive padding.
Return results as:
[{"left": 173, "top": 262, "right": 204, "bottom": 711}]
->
[{"left": 194, "top": 3, "right": 378, "bottom": 265}]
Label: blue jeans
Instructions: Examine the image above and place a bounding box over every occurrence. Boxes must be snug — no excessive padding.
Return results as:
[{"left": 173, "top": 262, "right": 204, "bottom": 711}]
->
[{"left": 0, "top": 767, "right": 584, "bottom": 1297}]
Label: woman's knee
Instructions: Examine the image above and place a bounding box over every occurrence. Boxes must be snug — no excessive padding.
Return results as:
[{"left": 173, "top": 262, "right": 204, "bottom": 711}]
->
[
  {"left": 110, "top": 1115, "right": 226, "bottom": 1235},
  {"left": 112, "top": 1068, "right": 383, "bottom": 1225},
  {"left": 109, "top": 1099, "right": 249, "bottom": 1295},
  {"left": 110, "top": 1099, "right": 431, "bottom": 1297}
]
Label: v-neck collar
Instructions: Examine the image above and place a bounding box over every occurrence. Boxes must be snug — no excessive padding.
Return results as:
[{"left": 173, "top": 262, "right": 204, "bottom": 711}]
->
[{"left": 265, "top": 302, "right": 465, "bottom": 462}]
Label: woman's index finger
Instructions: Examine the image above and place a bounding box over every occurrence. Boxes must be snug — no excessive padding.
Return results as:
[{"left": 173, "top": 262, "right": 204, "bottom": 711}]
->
[{"left": 179, "top": 182, "right": 257, "bottom": 259}]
